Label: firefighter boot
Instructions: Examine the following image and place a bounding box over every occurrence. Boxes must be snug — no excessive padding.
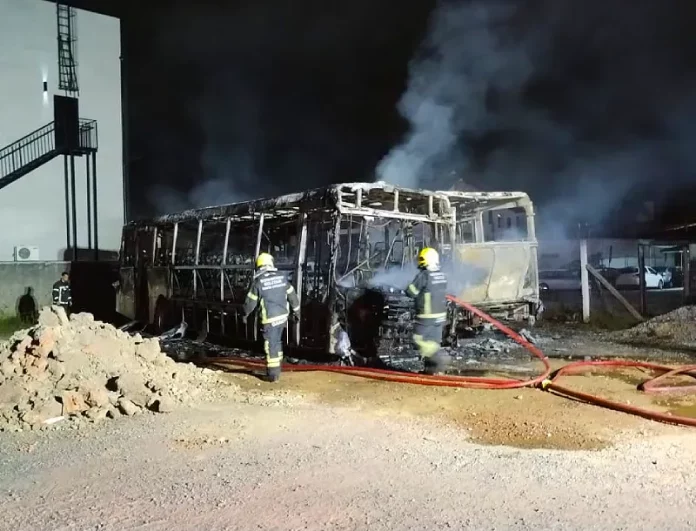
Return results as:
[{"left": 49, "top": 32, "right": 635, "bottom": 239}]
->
[
  {"left": 423, "top": 350, "right": 451, "bottom": 375},
  {"left": 266, "top": 366, "right": 281, "bottom": 383}
]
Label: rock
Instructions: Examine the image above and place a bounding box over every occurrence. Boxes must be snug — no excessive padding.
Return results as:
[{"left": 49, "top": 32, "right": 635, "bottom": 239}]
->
[
  {"left": 114, "top": 374, "right": 151, "bottom": 407},
  {"left": 70, "top": 313, "right": 95, "bottom": 325},
  {"left": 46, "top": 359, "right": 65, "bottom": 380},
  {"left": 81, "top": 385, "right": 110, "bottom": 408},
  {"left": 1, "top": 360, "right": 16, "bottom": 377},
  {"left": 35, "top": 329, "right": 56, "bottom": 358},
  {"left": 148, "top": 396, "right": 175, "bottom": 413},
  {"left": 15, "top": 336, "right": 33, "bottom": 355},
  {"left": 135, "top": 339, "right": 161, "bottom": 364},
  {"left": 118, "top": 398, "right": 140, "bottom": 416},
  {"left": 60, "top": 391, "right": 88, "bottom": 415},
  {"left": 38, "top": 308, "right": 61, "bottom": 327},
  {"left": 0, "top": 382, "right": 24, "bottom": 407},
  {"left": 84, "top": 407, "right": 109, "bottom": 422},
  {"left": 51, "top": 306, "right": 70, "bottom": 327},
  {"left": 106, "top": 406, "right": 121, "bottom": 419},
  {"left": 32, "top": 398, "right": 63, "bottom": 423},
  {"left": 31, "top": 357, "right": 49, "bottom": 373}
]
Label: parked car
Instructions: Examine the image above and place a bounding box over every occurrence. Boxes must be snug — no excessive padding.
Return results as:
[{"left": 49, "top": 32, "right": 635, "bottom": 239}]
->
[
  {"left": 539, "top": 269, "right": 587, "bottom": 291},
  {"left": 615, "top": 266, "right": 665, "bottom": 289},
  {"left": 653, "top": 266, "right": 676, "bottom": 288},
  {"left": 596, "top": 267, "right": 621, "bottom": 286}
]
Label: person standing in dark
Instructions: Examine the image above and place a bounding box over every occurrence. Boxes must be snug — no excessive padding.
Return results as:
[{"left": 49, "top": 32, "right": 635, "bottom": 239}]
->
[{"left": 52, "top": 271, "right": 72, "bottom": 313}]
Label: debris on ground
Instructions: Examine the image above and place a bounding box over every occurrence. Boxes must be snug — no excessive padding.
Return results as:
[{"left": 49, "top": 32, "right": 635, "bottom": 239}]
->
[
  {"left": 610, "top": 305, "right": 696, "bottom": 350},
  {"left": 0, "top": 306, "right": 234, "bottom": 432}
]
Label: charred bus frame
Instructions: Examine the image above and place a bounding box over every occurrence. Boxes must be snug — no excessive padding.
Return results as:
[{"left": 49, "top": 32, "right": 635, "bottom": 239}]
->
[
  {"left": 118, "top": 184, "right": 540, "bottom": 361},
  {"left": 118, "top": 183, "right": 456, "bottom": 358}
]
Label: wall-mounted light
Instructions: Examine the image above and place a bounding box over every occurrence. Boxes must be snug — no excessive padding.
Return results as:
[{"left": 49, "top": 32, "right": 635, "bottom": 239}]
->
[{"left": 42, "top": 81, "right": 48, "bottom": 93}]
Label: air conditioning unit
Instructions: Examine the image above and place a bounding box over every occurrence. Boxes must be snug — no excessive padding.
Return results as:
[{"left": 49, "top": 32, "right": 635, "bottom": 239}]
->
[{"left": 14, "top": 246, "right": 40, "bottom": 262}]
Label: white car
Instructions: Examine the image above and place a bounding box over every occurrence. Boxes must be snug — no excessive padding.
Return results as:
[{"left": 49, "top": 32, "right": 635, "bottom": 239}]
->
[{"left": 615, "top": 266, "right": 664, "bottom": 289}]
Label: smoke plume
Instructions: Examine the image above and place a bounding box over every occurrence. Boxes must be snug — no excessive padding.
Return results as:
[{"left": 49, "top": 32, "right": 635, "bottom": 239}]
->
[{"left": 378, "top": 0, "right": 696, "bottom": 233}]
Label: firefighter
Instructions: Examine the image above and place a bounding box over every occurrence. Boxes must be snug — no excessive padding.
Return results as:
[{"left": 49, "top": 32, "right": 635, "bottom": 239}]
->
[
  {"left": 243, "top": 253, "right": 300, "bottom": 382},
  {"left": 52, "top": 271, "right": 72, "bottom": 314},
  {"left": 406, "top": 247, "right": 450, "bottom": 375}
]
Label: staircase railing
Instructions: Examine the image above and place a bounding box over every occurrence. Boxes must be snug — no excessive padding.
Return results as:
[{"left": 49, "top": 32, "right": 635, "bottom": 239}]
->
[
  {"left": 0, "top": 123, "right": 56, "bottom": 181},
  {"left": 0, "top": 119, "right": 98, "bottom": 190}
]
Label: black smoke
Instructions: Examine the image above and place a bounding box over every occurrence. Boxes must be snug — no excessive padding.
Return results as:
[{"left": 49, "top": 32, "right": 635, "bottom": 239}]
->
[
  {"left": 127, "top": 0, "right": 696, "bottom": 230},
  {"left": 378, "top": 0, "right": 696, "bottom": 234}
]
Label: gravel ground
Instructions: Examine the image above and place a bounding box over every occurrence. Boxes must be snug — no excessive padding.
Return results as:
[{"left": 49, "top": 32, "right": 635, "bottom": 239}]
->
[{"left": 1, "top": 395, "right": 695, "bottom": 531}]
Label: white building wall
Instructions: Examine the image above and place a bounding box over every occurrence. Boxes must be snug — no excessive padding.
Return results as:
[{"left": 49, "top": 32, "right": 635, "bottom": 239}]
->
[{"left": 0, "top": 0, "right": 122, "bottom": 260}]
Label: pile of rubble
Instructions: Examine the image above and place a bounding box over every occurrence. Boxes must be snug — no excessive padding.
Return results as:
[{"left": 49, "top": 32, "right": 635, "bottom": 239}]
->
[
  {"left": 611, "top": 305, "right": 696, "bottom": 349},
  {"left": 0, "top": 307, "right": 230, "bottom": 432}
]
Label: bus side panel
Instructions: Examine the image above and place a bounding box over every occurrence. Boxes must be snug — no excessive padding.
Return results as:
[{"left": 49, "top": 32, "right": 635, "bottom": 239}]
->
[
  {"left": 117, "top": 267, "right": 136, "bottom": 319},
  {"left": 146, "top": 267, "right": 171, "bottom": 323},
  {"left": 452, "top": 243, "right": 538, "bottom": 304}
]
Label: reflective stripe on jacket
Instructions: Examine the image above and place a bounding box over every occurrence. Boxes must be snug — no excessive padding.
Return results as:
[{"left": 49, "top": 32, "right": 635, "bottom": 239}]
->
[
  {"left": 406, "top": 269, "right": 448, "bottom": 320},
  {"left": 243, "top": 268, "right": 300, "bottom": 325}
]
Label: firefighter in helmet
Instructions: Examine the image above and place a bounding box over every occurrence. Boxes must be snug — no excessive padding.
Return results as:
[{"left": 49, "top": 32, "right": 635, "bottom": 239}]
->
[
  {"left": 405, "top": 247, "right": 451, "bottom": 374},
  {"left": 243, "top": 252, "right": 301, "bottom": 382}
]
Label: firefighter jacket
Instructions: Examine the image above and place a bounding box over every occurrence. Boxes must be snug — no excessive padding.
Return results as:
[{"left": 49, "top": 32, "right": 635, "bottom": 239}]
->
[
  {"left": 406, "top": 268, "right": 448, "bottom": 321},
  {"left": 52, "top": 280, "right": 72, "bottom": 306},
  {"left": 243, "top": 268, "right": 300, "bottom": 326}
]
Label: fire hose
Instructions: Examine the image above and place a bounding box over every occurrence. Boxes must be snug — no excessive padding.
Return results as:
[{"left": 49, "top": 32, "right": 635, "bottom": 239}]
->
[{"left": 206, "top": 295, "right": 696, "bottom": 427}]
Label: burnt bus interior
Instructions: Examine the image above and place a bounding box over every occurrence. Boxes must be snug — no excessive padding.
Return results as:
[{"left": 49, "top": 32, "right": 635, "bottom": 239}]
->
[
  {"left": 118, "top": 184, "right": 456, "bottom": 362},
  {"left": 441, "top": 190, "right": 541, "bottom": 326}
]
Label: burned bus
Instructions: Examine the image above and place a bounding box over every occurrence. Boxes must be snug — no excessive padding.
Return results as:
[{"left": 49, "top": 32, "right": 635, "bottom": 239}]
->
[{"left": 117, "top": 182, "right": 540, "bottom": 362}]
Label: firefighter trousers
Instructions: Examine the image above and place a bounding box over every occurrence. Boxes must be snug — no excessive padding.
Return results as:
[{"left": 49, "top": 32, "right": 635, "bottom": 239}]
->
[
  {"left": 413, "top": 319, "right": 446, "bottom": 374},
  {"left": 262, "top": 321, "right": 286, "bottom": 381}
]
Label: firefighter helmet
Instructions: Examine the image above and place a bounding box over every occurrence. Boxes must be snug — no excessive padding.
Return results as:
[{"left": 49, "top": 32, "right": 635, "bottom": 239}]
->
[
  {"left": 417, "top": 247, "right": 439, "bottom": 269},
  {"left": 256, "top": 253, "right": 274, "bottom": 268}
]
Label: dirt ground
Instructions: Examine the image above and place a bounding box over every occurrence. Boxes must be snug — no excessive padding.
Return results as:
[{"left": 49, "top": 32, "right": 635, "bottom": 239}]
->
[{"left": 2, "top": 327, "right": 696, "bottom": 530}]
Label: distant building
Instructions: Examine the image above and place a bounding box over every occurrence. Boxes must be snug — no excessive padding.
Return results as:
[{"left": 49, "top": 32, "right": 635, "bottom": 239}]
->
[{"left": 0, "top": 0, "right": 122, "bottom": 261}]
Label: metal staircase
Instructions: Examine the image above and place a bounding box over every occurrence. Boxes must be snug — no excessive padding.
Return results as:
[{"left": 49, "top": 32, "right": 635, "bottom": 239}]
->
[{"left": 0, "top": 120, "right": 98, "bottom": 192}]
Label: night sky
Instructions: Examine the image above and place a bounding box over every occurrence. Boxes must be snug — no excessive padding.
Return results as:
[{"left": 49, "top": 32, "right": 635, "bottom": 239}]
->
[{"left": 101, "top": 0, "right": 696, "bottom": 229}]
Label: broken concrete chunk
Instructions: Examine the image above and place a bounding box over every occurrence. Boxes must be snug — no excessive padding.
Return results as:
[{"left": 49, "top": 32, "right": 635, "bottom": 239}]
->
[
  {"left": 135, "top": 339, "right": 161, "bottom": 363},
  {"left": 46, "top": 359, "right": 65, "bottom": 380},
  {"left": 70, "top": 313, "right": 95, "bottom": 325},
  {"left": 15, "top": 336, "right": 33, "bottom": 355},
  {"left": 38, "top": 308, "right": 61, "bottom": 327},
  {"left": 84, "top": 407, "right": 109, "bottom": 422},
  {"left": 148, "top": 396, "right": 175, "bottom": 413},
  {"left": 81, "top": 385, "right": 110, "bottom": 408},
  {"left": 0, "top": 360, "right": 16, "bottom": 378},
  {"left": 60, "top": 391, "right": 88, "bottom": 416},
  {"left": 117, "top": 398, "right": 140, "bottom": 416},
  {"left": 114, "top": 374, "right": 151, "bottom": 407},
  {"left": 0, "top": 382, "right": 24, "bottom": 407},
  {"left": 51, "top": 306, "right": 70, "bottom": 327}
]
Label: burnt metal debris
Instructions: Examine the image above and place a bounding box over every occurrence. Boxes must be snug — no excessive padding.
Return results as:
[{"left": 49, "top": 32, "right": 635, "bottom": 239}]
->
[{"left": 116, "top": 182, "right": 541, "bottom": 364}]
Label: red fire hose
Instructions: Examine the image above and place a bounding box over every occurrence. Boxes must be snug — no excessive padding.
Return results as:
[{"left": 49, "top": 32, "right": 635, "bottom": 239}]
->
[{"left": 205, "top": 295, "right": 696, "bottom": 427}]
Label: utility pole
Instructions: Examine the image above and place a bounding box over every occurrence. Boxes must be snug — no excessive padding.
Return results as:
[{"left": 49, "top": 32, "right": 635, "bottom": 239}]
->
[{"left": 580, "top": 239, "right": 590, "bottom": 323}]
